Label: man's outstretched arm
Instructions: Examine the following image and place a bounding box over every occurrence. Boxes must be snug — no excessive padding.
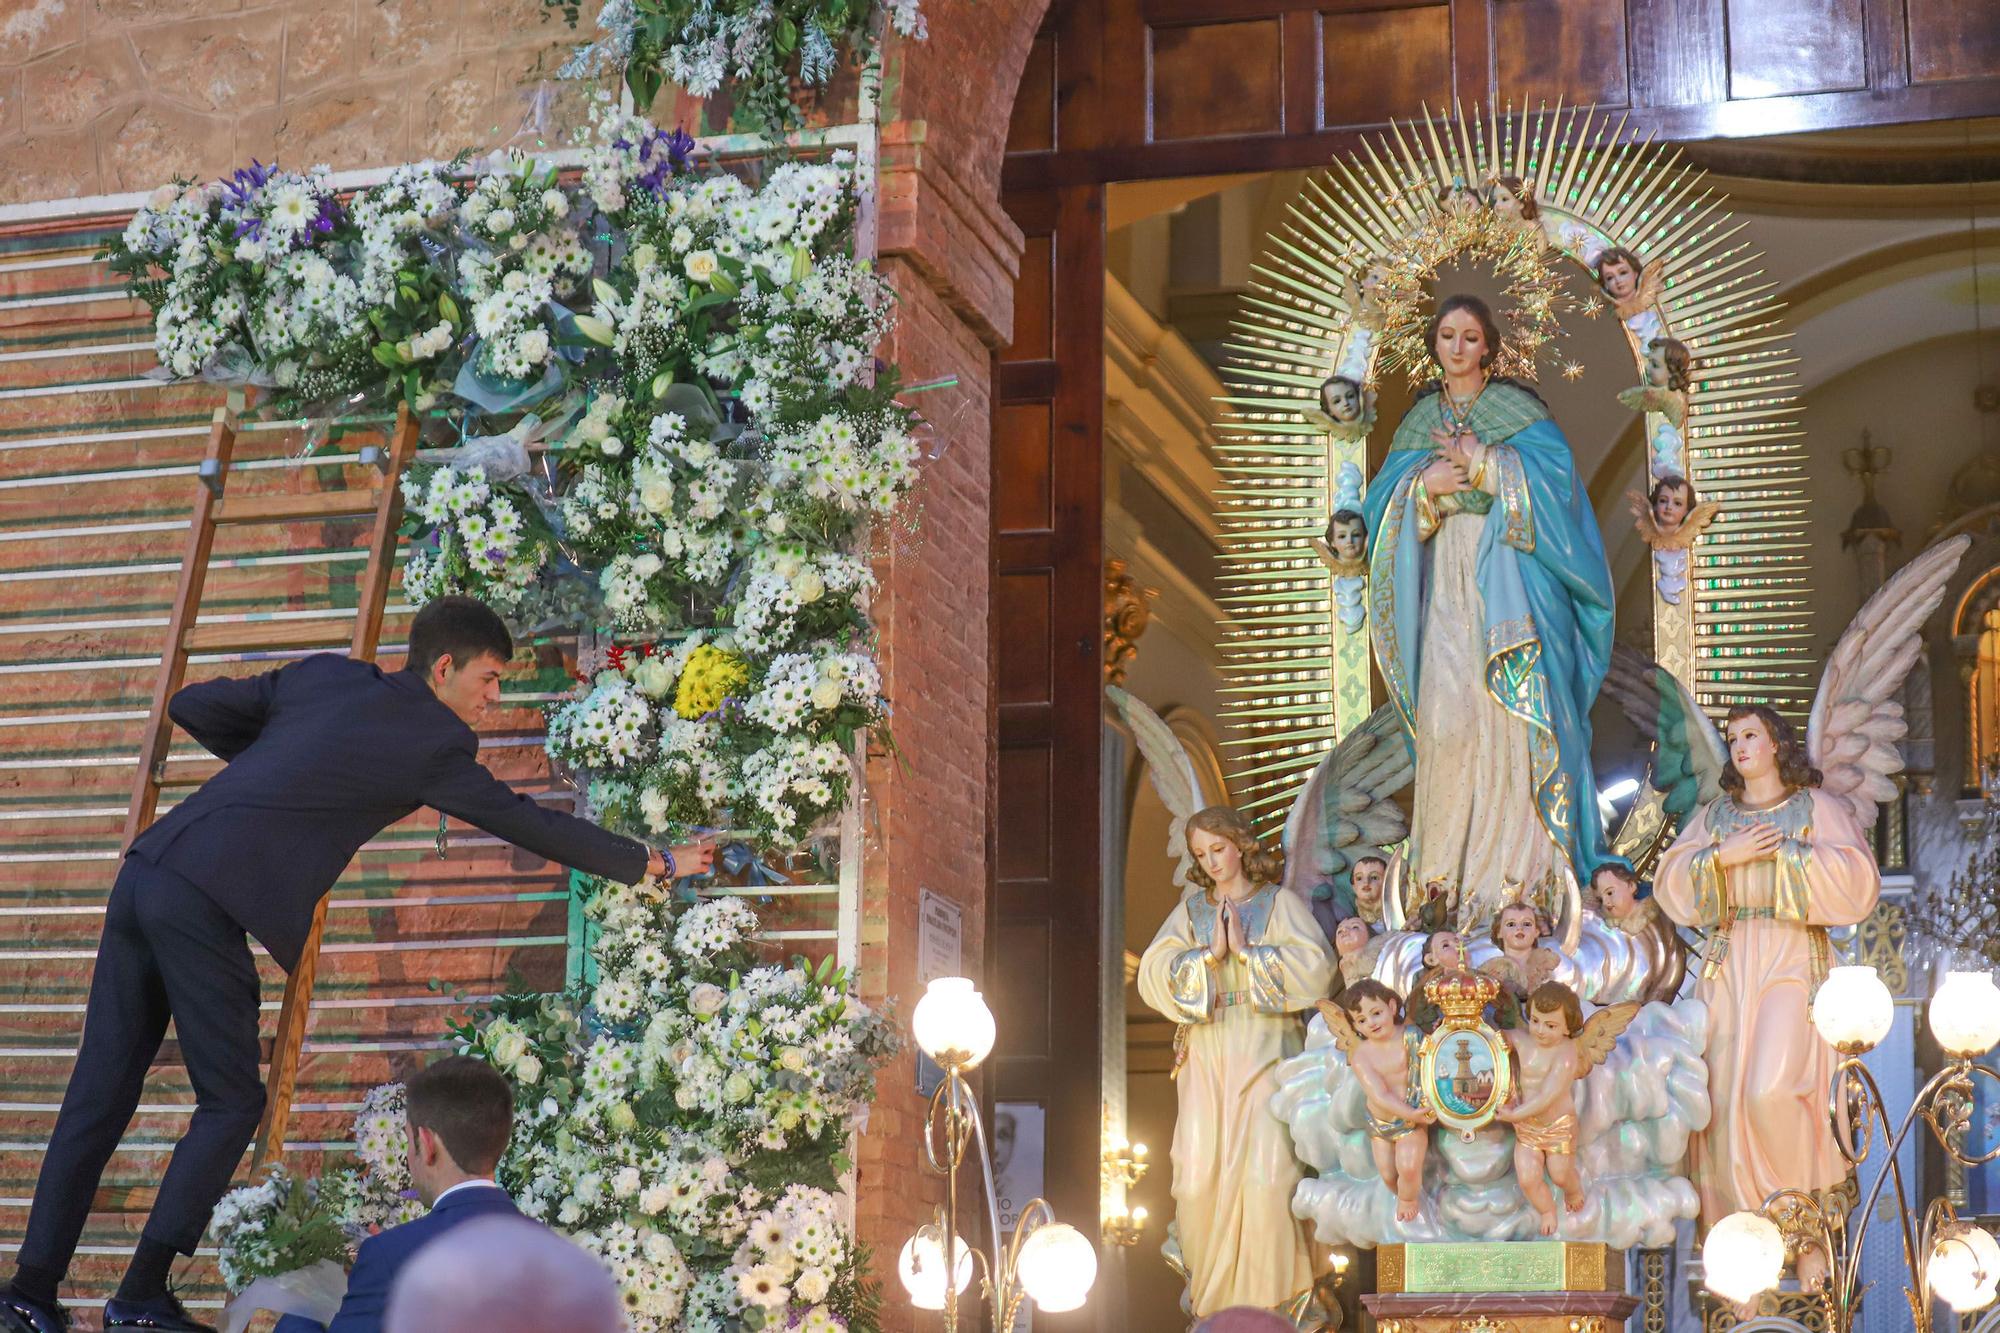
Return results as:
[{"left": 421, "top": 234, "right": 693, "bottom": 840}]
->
[
  {"left": 421, "top": 737, "right": 714, "bottom": 882},
  {"left": 168, "top": 665, "right": 288, "bottom": 762}
]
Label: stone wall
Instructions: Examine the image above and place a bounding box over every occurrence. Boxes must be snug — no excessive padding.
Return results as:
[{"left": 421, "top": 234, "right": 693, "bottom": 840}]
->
[{"left": 0, "top": 0, "right": 576, "bottom": 204}]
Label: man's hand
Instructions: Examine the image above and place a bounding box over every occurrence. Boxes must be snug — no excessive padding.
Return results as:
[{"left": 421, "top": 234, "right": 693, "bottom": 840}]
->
[{"left": 647, "top": 837, "right": 718, "bottom": 881}]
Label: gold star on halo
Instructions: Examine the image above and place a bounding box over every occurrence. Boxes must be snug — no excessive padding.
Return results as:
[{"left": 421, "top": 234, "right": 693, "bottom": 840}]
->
[{"left": 1562, "top": 360, "right": 1586, "bottom": 381}]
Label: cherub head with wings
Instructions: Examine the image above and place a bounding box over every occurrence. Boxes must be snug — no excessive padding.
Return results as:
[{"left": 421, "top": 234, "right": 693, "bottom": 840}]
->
[
  {"left": 1316, "top": 977, "right": 1404, "bottom": 1054},
  {"left": 1627, "top": 474, "right": 1719, "bottom": 552}
]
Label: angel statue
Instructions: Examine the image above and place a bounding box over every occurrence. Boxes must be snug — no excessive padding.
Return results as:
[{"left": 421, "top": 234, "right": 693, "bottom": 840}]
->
[
  {"left": 1593, "top": 246, "right": 1664, "bottom": 322},
  {"left": 1112, "top": 684, "right": 1344, "bottom": 1320},
  {"left": 1499, "top": 983, "right": 1640, "bottom": 1235},
  {"left": 1616, "top": 335, "right": 1693, "bottom": 429},
  {"left": 1623, "top": 535, "right": 1971, "bottom": 1286},
  {"left": 1626, "top": 474, "right": 1719, "bottom": 607},
  {"left": 1136, "top": 804, "right": 1335, "bottom": 1320},
  {"left": 1362, "top": 294, "right": 1618, "bottom": 936}
]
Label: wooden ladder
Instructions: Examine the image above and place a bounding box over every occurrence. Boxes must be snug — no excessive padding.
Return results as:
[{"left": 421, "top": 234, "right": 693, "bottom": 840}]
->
[{"left": 95, "top": 402, "right": 419, "bottom": 1211}]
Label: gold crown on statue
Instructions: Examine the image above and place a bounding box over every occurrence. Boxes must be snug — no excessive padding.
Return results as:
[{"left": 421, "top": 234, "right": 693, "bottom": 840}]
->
[{"left": 1423, "top": 968, "right": 1502, "bottom": 1028}]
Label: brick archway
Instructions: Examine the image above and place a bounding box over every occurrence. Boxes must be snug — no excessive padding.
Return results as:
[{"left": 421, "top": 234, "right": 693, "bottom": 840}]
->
[{"left": 846, "top": 1, "right": 1055, "bottom": 1317}]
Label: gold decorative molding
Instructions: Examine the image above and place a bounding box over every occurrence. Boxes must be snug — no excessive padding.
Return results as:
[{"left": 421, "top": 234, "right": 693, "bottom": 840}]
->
[{"left": 1104, "top": 557, "right": 1158, "bottom": 686}]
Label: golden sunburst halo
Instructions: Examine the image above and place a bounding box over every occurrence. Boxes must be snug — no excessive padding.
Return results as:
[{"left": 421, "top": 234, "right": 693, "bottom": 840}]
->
[{"left": 1212, "top": 102, "right": 1812, "bottom": 837}]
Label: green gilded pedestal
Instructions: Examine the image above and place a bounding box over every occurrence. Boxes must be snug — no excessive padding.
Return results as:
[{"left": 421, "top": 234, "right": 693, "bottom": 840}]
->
[{"left": 1379, "top": 1241, "right": 1622, "bottom": 1294}]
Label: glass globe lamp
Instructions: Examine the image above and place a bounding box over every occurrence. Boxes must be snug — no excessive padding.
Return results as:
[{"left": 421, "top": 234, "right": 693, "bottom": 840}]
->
[
  {"left": 897, "top": 1226, "right": 973, "bottom": 1310},
  {"left": 1929, "top": 1223, "right": 2000, "bottom": 1313},
  {"left": 1811, "top": 965, "right": 1895, "bottom": 1053},
  {"left": 1016, "top": 1222, "right": 1099, "bottom": 1312},
  {"left": 1931, "top": 971, "right": 2000, "bottom": 1060},
  {"left": 912, "top": 977, "right": 997, "bottom": 1070},
  {"left": 1703, "top": 1211, "right": 1786, "bottom": 1306}
]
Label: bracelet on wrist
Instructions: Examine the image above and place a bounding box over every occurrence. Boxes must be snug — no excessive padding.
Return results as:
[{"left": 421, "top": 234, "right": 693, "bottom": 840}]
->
[{"left": 662, "top": 847, "right": 677, "bottom": 879}]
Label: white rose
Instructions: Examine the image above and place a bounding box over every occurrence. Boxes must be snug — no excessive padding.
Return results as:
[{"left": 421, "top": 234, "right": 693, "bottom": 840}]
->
[
  {"left": 600, "top": 436, "right": 624, "bottom": 458},
  {"left": 683, "top": 250, "right": 719, "bottom": 284},
  {"left": 488, "top": 206, "right": 516, "bottom": 233},
  {"left": 810, "top": 679, "right": 843, "bottom": 711},
  {"left": 607, "top": 1102, "right": 638, "bottom": 1134},
  {"left": 632, "top": 657, "right": 674, "bottom": 699},
  {"left": 514, "top": 1054, "right": 543, "bottom": 1084},
  {"left": 541, "top": 189, "right": 569, "bottom": 217},
  {"left": 638, "top": 1184, "right": 671, "bottom": 1215},
  {"left": 489, "top": 1030, "right": 530, "bottom": 1068},
  {"left": 509, "top": 232, "right": 529, "bottom": 251},
  {"left": 688, "top": 982, "right": 726, "bottom": 1016},
  {"left": 796, "top": 1267, "right": 831, "bottom": 1303},
  {"left": 631, "top": 243, "right": 658, "bottom": 272},
  {"left": 518, "top": 329, "right": 551, "bottom": 363},
  {"left": 791, "top": 571, "right": 824, "bottom": 604},
  {"left": 723, "top": 1072, "right": 754, "bottom": 1103},
  {"left": 778, "top": 1046, "right": 808, "bottom": 1073}
]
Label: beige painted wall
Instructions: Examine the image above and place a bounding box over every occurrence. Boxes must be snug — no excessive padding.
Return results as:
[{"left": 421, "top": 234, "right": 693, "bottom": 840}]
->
[{"left": 0, "top": 0, "right": 584, "bottom": 204}]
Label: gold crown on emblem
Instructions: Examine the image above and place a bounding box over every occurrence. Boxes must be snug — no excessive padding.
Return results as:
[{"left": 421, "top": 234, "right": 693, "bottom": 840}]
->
[{"left": 1422, "top": 968, "right": 1501, "bottom": 1027}]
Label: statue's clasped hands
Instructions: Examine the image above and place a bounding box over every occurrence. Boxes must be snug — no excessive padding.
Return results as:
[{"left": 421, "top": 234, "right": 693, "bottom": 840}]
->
[
  {"left": 1423, "top": 427, "right": 1481, "bottom": 495},
  {"left": 1209, "top": 898, "right": 1251, "bottom": 963},
  {"left": 1716, "top": 820, "right": 1784, "bottom": 868}
]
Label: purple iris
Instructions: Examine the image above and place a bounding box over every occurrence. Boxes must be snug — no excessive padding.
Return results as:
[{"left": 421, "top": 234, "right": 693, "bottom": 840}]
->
[
  {"left": 309, "top": 194, "right": 342, "bottom": 239},
  {"left": 221, "top": 160, "right": 275, "bottom": 213},
  {"left": 614, "top": 125, "right": 700, "bottom": 198}
]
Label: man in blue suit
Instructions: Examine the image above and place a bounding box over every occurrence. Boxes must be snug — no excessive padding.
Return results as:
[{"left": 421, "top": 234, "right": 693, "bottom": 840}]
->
[
  {"left": 276, "top": 1056, "right": 526, "bottom": 1333},
  {"left": 2, "top": 597, "right": 713, "bottom": 1333}
]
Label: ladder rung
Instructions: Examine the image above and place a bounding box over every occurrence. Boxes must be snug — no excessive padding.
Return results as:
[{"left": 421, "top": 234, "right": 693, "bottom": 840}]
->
[
  {"left": 182, "top": 618, "right": 355, "bottom": 655},
  {"left": 211, "top": 488, "right": 383, "bottom": 525},
  {"left": 92, "top": 1185, "right": 159, "bottom": 1213}
]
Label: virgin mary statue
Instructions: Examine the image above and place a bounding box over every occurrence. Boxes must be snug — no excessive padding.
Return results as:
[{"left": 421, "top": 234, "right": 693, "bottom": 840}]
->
[{"left": 1362, "top": 294, "right": 1617, "bottom": 929}]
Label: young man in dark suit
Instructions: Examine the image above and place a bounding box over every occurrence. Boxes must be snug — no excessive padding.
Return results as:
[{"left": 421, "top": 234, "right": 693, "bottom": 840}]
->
[
  {"left": 1, "top": 597, "right": 712, "bottom": 1333},
  {"left": 273, "top": 1056, "right": 527, "bottom": 1333}
]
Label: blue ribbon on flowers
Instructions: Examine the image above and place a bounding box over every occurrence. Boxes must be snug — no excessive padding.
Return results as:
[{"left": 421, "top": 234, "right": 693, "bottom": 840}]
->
[{"left": 717, "top": 840, "right": 785, "bottom": 888}]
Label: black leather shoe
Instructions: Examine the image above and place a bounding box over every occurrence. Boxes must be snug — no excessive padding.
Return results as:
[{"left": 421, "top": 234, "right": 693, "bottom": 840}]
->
[
  {"left": 102, "top": 1291, "right": 214, "bottom": 1333},
  {"left": 0, "top": 1287, "right": 71, "bottom": 1333}
]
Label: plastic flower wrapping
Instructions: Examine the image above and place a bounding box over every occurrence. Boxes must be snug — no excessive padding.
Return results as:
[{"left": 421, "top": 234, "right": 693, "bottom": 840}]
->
[{"left": 453, "top": 877, "right": 898, "bottom": 1331}]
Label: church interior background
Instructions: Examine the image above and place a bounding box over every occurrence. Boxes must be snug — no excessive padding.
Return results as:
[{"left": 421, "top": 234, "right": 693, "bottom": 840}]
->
[
  {"left": 1092, "top": 130, "right": 2000, "bottom": 1328},
  {"left": 7, "top": 0, "right": 2000, "bottom": 1330}
]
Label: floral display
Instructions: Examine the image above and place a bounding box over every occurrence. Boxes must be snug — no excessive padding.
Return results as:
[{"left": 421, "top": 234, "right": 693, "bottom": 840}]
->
[
  {"left": 547, "top": 0, "right": 927, "bottom": 135},
  {"left": 110, "top": 100, "right": 918, "bottom": 853},
  {"left": 398, "top": 464, "right": 557, "bottom": 622},
  {"left": 124, "top": 105, "right": 910, "bottom": 1328},
  {"left": 206, "top": 1085, "right": 425, "bottom": 1295},
  {"left": 456, "top": 876, "right": 896, "bottom": 1330}
]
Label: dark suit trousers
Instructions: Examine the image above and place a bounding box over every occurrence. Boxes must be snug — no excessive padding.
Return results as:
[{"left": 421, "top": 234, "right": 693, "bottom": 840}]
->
[{"left": 18, "top": 856, "right": 266, "bottom": 1275}]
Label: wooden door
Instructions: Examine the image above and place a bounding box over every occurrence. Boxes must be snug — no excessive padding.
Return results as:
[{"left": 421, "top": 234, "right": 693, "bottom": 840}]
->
[{"left": 991, "top": 179, "right": 1107, "bottom": 1322}]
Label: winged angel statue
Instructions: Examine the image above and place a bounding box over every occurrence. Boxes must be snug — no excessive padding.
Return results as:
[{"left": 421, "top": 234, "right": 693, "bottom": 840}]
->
[{"left": 1611, "top": 533, "right": 1971, "bottom": 1256}]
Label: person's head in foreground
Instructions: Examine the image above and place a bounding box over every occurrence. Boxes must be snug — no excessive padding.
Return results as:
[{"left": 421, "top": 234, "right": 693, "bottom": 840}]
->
[
  {"left": 1193, "top": 1306, "right": 1298, "bottom": 1333},
  {"left": 384, "top": 1216, "right": 624, "bottom": 1333},
  {"left": 404, "top": 1054, "right": 514, "bottom": 1206}
]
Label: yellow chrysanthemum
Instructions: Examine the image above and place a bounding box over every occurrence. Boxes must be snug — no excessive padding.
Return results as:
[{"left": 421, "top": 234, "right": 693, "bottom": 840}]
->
[{"left": 674, "top": 644, "right": 749, "bottom": 719}]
